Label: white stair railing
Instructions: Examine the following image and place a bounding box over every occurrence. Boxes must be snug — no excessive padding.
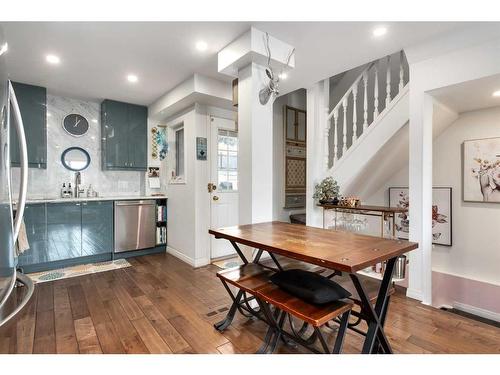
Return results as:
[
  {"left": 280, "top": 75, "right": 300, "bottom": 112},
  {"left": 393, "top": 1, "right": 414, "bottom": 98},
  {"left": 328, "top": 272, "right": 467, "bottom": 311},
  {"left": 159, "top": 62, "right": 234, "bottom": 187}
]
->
[{"left": 325, "top": 50, "right": 409, "bottom": 170}]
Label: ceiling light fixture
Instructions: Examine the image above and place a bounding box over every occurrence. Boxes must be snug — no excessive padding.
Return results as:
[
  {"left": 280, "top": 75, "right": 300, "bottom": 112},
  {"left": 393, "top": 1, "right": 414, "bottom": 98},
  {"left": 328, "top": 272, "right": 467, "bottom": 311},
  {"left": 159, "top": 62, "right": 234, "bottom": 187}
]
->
[
  {"left": 372, "top": 26, "right": 388, "bottom": 38},
  {"left": 196, "top": 41, "right": 208, "bottom": 52},
  {"left": 127, "top": 74, "right": 138, "bottom": 83},
  {"left": 46, "top": 54, "right": 61, "bottom": 64},
  {"left": 91, "top": 119, "right": 98, "bottom": 123},
  {"left": 279, "top": 73, "right": 288, "bottom": 80},
  {"left": 492, "top": 90, "right": 500, "bottom": 97}
]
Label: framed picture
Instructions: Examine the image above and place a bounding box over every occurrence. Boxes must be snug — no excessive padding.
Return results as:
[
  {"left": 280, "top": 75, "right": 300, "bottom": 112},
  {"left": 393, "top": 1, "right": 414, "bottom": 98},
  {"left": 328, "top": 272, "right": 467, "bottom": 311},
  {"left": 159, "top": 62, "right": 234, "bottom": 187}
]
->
[
  {"left": 389, "top": 187, "right": 452, "bottom": 246},
  {"left": 463, "top": 137, "right": 500, "bottom": 203}
]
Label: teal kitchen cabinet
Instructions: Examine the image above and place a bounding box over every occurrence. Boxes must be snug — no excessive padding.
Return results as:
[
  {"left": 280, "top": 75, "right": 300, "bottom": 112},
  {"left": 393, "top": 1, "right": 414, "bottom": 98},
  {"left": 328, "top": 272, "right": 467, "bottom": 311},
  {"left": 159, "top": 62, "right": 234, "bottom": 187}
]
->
[
  {"left": 17, "top": 203, "right": 47, "bottom": 267},
  {"left": 10, "top": 82, "right": 47, "bottom": 169},
  {"left": 81, "top": 201, "right": 113, "bottom": 256},
  {"left": 46, "top": 202, "right": 82, "bottom": 262},
  {"left": 101, "top": 99, "right": 148, "bottom": 171},
  {"left": 18, "top": 201, "right": 114, "bottom": 271},
  {"left": 127, "top": 104, "right": 148, "bottom": 169}
]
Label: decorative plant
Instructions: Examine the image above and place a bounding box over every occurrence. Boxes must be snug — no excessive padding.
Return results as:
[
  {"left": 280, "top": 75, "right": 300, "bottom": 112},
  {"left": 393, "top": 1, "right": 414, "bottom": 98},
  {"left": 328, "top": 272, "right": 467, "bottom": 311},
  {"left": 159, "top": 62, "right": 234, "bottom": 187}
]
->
[{"left": 313, "top": 177, "right": 340, "bottom": 202}]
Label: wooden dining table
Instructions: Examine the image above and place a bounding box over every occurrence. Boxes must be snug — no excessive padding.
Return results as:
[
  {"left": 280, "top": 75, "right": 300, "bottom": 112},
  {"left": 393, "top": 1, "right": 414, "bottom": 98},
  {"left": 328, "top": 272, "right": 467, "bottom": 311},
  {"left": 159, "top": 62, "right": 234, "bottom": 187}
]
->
[{"left": 209, "top": 221, "right": 418, "bottom": 354}]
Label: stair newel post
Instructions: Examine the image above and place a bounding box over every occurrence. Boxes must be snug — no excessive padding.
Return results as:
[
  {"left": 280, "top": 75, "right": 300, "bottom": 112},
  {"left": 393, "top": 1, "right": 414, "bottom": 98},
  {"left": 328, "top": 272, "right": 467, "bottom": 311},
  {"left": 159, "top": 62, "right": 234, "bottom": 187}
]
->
[
  {"left": 373, "top": 64, "right": 379, "bottom": 119},
  {"left": 399, "top": 50, "right": 405, "bottom": 92},
  {"left": 385, "top": 55, "right": 391, "bottom": 107},
  {"left": 352, "top": 84, "right": 358, "bottom": 143},
  {"left": 333, "top": 108, "right": 339, "bottom": 163},
  {"left": 363, "top": 71, "right": 368, "bottom": 131},
  {"left": 342, "top": 98, "right": 348, "bottom": 154}
]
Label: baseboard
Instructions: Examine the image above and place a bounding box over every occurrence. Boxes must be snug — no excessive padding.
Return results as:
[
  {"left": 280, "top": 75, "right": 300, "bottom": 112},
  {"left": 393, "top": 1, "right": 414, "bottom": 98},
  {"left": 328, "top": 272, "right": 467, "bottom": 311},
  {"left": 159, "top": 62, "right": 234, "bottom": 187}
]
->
[
  {"left": 453, "top": 302, "right": 500, "bottom": 323},
  {"left": 193, "top": 257, "right": 210, "bottom": 268},
  {"left": 406, "top": 288, "right": 423, "bottom": 302},
  {"left": 167, "top": 246, "right": 195, "bottom": 267}
]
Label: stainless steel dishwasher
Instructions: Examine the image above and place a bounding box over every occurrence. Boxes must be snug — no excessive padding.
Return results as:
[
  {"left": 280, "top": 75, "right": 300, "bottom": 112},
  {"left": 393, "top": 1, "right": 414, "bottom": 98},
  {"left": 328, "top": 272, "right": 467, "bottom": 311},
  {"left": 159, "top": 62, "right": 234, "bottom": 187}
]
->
[{"left": 114, "top": 200, "right": 156, "bottom": 253}]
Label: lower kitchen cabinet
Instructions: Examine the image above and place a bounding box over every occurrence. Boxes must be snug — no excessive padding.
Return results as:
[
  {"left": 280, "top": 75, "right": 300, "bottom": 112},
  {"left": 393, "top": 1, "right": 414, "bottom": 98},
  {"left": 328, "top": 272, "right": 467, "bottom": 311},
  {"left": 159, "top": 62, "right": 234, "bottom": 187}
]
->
[
  {"left": 17, "top": 203, "right": 47, "bottom": 266},
  {"left": 81, "top": 201, "right": 113, "bottom": 256},
  {"left": 18, "top": 201, "right": 114, "bottom": 270},
  {"left": 47, "top": 202, "right": 82, "bottom": 262}
]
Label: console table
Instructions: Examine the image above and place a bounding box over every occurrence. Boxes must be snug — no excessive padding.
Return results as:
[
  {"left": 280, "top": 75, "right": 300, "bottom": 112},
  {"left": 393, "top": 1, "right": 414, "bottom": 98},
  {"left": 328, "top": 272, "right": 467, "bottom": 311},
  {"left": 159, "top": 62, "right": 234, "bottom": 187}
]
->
[{"left": 318, "top": 203, "right": 408, "bottom": 239}]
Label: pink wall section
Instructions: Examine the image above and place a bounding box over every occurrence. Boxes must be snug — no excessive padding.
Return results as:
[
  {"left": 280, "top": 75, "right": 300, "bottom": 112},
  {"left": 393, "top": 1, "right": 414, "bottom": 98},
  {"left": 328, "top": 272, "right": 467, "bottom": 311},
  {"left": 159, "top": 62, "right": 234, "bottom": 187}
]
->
[{"left": 432, "top": 271, "right": 500, "bottom": 314}]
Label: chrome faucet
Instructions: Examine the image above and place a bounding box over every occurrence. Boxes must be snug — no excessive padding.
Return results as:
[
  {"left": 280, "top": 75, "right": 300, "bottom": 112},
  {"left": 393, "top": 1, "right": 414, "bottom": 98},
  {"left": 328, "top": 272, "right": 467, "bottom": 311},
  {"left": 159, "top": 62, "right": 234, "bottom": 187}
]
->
[{"left": 75, "top": 172, "right": 85, "bottom": 198}]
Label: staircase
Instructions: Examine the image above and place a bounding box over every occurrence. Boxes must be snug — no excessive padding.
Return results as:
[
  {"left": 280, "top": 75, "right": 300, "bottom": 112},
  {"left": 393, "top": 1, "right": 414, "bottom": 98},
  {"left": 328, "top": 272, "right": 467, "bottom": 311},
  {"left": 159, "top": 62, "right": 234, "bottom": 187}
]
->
[{"left": 324, "top": 51, "right": 410, "bottom": 194}]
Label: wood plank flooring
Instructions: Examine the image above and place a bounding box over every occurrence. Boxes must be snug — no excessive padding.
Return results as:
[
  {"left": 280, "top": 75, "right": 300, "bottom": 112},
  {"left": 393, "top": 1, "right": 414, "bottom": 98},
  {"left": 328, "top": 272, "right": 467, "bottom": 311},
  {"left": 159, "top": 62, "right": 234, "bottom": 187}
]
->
[{"left": 1, "top": 252, "right": 499, "bottom": 354}]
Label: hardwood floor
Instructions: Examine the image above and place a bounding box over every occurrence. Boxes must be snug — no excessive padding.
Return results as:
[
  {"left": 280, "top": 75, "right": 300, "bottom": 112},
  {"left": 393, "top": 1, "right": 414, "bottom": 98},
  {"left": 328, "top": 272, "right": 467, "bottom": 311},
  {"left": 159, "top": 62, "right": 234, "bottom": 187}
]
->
[{"left": 1, "top": 252, "right": 499, "bottom": 354}]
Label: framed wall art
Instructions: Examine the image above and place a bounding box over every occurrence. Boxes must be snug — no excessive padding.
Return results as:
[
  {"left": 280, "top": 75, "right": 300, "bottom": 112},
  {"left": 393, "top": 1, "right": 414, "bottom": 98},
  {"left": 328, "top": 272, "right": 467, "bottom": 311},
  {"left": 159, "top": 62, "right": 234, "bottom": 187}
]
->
[
  {"left": 463, "top": 136, "right": 500, "bottom": 203},
  {"left": 389, "top": 187, "right": 452, "bottom": 246}
]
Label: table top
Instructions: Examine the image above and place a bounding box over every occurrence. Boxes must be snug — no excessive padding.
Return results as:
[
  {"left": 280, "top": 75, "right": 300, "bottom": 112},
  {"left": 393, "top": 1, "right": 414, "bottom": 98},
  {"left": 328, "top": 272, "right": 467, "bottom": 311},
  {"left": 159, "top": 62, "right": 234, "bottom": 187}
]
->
[
  {"left": 209, "top": 221, "right": 418, "bottom": 273},
  {"left": 318, "top": 204, "right": 407, "bottom": 213}
]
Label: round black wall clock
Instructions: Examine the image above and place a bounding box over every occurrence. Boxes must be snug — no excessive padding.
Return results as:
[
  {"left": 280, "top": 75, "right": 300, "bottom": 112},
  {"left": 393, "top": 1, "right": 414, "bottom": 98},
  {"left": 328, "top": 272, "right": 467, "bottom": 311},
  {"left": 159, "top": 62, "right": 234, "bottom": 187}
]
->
[{"left": 63, "top": 113, "right": 89, "bottom": 137}]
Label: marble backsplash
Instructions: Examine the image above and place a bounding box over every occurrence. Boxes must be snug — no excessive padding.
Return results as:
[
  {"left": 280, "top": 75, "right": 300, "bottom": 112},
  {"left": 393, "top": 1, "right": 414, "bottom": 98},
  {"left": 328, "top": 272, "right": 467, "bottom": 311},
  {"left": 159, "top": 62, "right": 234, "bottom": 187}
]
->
[{"left": 10, "top": 94, "right": 145, "bottom": 199}]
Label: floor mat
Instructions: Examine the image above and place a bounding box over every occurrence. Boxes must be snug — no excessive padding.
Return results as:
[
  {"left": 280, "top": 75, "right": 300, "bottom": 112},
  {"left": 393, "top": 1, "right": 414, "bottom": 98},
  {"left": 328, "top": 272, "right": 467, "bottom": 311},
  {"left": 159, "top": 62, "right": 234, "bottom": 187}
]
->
[
  {"left": 212, "top": 257, "right": 243, "bottom": 269},
  {"left": 28, "top": 259, "right": 131, "bottom": 283}
]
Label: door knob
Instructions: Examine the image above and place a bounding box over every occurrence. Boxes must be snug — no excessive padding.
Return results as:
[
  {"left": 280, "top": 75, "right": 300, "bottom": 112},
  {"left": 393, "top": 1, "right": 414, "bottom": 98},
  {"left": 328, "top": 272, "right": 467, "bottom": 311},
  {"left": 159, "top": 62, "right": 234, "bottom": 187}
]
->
[{"left": 212, "top": 196, "right": 219, "bottom": 201}]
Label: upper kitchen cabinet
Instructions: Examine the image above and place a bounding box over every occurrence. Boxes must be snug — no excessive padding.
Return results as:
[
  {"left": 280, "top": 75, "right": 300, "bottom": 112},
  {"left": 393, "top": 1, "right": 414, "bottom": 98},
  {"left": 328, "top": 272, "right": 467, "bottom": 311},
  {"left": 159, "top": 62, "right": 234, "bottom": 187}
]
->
[
  {"left": 10, "top": 82, "right": 47, "bottom": 169},
  {"left": 101, "top": 99, "right": 148, "bottom": 171}
]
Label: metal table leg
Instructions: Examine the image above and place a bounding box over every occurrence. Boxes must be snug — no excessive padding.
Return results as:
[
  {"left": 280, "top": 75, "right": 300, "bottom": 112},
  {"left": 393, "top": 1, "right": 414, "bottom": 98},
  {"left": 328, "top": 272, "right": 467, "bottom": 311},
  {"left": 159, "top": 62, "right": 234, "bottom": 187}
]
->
[{"left": 349, "top": 256, "right": 397, "bottom": 354}]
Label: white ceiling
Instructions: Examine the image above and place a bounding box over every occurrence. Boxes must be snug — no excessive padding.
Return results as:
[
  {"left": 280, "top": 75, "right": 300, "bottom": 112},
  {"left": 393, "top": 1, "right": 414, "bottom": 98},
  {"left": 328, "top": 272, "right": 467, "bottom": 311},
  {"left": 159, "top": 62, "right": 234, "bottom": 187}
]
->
[
  {"left": 430, "top": 73, "right": 500, "bottom": 113},
  {"left": 1, "top": 22, "right": 468, "bottom": 106}
]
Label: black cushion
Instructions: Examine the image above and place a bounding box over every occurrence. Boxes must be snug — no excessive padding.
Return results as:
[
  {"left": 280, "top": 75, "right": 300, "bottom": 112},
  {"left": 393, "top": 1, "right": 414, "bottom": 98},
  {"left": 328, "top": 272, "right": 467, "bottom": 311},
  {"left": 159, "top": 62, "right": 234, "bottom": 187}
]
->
[{"left": 270, "top": 269, "right": 351, "bottom": 305}]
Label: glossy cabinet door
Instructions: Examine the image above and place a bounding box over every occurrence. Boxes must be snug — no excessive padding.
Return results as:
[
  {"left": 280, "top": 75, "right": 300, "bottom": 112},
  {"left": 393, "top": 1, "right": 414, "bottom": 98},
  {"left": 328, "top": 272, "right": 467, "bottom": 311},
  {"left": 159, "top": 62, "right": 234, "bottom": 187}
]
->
[
  {"left": 17, "top": 203, "right": 47, "bottom": 266},
  {"left": 46, "top": 202, "right": 82, "bottom": 261},
  {"left": 127, "top": 104, "right": 148, "bottom": 170},
  {"left": 10, "top": 82, "right": 47, "bottom": 169},
  {"left": 101, "top": 99, "right": 147, "bottom": 171},
  {"left": 81, "top": 201, "right": 113, "bottom": 256},
  {"left": 101, "top": 99, "right": 129, "bottom": 169}
]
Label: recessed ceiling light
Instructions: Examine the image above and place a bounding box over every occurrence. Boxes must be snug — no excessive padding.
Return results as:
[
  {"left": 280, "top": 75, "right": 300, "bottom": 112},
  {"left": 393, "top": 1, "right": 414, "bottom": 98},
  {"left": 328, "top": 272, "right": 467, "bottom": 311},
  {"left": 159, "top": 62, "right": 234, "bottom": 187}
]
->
[
  {"left": 46, "top": 54, "right": 60, "bottom": 64},
  {"left": 196, "top": 41, "right": 208, "bottom": 52},
  {"left": 91, "top": 119, "right": 98, "bottom": 123},
  {"left": 279, "top": 73, "right": 288, "bottom": 80},
  {"left": 492, "top": 90, "right": 500, "bottom": 97},
  {"left": 47, "top": 112, "right": 52, "bottom": 117},
  {"left": 127, "top": 74, "right": 138, "bottom": 83},
  {"left": 372, "top": 27, "right": 388, "bottom": 38}
]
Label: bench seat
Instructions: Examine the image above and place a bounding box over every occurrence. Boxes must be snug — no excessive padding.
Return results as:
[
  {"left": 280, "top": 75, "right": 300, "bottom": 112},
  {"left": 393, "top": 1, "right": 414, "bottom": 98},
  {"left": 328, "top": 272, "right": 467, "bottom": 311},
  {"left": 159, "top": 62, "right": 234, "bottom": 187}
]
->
[{"left": 217, "top": 264, "right": 353, "bottom": 327}]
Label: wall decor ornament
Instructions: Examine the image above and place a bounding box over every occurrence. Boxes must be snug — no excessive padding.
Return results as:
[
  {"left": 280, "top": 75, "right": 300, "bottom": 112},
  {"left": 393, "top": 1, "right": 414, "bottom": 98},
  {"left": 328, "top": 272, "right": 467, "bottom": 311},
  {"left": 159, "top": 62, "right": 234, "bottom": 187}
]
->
[
  {"left": 151, "top": 126, "right": 168, "bottom": 161},
  {"left": 389, "top": 187, "right": 452, "bottom": 246},
  {"left": 463, "top": 136, "right": 500, "bottom": 203}
]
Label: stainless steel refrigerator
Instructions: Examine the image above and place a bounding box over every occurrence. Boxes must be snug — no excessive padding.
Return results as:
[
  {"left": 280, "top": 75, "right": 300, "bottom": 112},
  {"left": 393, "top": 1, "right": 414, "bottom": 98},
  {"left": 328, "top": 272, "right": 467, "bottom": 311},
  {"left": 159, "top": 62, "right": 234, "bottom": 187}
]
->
[{"left": 0, "top": 25, "right": 34, "bottom": 327}]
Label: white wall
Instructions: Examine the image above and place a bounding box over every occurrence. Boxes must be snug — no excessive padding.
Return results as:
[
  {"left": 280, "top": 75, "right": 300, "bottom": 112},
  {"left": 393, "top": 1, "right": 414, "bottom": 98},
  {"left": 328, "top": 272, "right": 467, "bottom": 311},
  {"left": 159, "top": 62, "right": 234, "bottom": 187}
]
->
[
  {"left": 161, "top": 104, "right": 236, "bottom": 267},
  {"left": 406, "top": 33, "right": 500, "bottom": 303},
  {"left": 432, "top": 107, "right": 500, "bottom": 286},
  {"left": 273, "top": 88, "right": 307, "bottom": 222},
  {"left": 365, "top": 107, "right": 500, "bottom": 289}
]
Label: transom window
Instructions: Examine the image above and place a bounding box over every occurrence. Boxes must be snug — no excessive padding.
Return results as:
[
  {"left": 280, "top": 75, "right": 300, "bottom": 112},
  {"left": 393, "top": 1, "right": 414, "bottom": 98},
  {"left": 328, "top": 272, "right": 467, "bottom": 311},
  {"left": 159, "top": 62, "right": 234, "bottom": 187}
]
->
[{"left": 217, "top": 129, "right": 238, "bottom": 191}]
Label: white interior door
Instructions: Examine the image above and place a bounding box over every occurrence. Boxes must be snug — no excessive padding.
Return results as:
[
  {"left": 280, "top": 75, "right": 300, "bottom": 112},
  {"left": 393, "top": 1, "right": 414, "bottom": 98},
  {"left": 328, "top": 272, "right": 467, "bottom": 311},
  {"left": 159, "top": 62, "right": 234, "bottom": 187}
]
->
[{"left": 210, "top": 116, "right": 239, "bottom": 259}]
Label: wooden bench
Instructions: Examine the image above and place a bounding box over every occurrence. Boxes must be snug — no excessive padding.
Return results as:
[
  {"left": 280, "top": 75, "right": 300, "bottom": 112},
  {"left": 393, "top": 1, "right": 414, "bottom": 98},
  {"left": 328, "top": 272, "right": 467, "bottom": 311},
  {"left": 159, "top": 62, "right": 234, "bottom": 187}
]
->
[{"left": 216, "top": 264, "right": 353, "bottom": 354}]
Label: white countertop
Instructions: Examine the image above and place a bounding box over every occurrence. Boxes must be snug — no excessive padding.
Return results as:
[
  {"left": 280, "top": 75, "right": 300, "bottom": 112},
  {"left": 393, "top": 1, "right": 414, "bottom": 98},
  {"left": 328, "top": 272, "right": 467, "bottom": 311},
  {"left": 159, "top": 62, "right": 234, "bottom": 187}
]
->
[{"left": 18, "top": 195, "right": 167, "bottom": 204}]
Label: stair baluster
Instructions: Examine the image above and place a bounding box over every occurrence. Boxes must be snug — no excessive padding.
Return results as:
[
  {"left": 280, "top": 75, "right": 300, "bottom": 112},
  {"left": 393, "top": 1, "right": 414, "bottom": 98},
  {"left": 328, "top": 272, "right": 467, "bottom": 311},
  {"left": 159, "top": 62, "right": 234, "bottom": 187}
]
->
[
  {"left": 399, "top": 50, "right": 404, "bottom": 92},
  {"left": 373, "top": 65, "right": 379, "bottom": 119},
  {"left": 386, "top": 55, "right": 391, "bottom": 107},
  {"left": 342, "top": 98, "right": 348, "bottom": 154},
  {"left": 325, "top": 117, "right": 332, "bottom": 169},
  {"left": 363, "top": 71, "right": 368, "bottom": 131},
  {"left": 333, "top": 108, "right": 339, "bottom": 162},
  {"left": 352, "top": 84, "right": 358, "bottom": 143}
]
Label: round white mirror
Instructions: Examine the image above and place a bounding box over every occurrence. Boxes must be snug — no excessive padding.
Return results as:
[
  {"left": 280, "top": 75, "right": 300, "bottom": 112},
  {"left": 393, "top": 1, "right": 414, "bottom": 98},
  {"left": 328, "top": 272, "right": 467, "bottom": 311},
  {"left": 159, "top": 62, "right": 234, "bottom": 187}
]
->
[{"left": 61, "top": 147, "right": 90, "bottom": 171}]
